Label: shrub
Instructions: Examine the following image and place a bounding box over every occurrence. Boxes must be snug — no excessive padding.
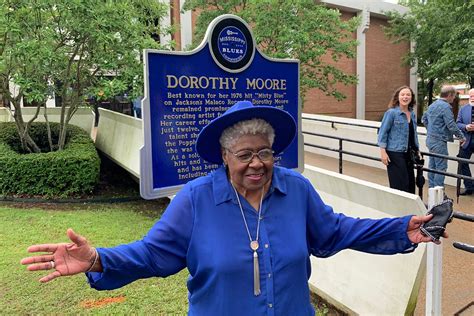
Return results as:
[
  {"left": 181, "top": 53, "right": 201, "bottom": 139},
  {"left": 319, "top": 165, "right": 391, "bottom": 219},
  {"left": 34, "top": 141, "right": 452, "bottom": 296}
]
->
[{"left": 0, "top": 122, "right": 100, "bottom": 197}]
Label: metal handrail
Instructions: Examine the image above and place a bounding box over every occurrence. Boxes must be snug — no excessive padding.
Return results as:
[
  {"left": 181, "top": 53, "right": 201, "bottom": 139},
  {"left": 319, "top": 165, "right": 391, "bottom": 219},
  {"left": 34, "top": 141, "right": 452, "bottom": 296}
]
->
[
  {"left": 305, "top": 140, "right": 473, "bottom": 181},
  {"left": 303, "top": 116, "right": 428, "bottom": 136},
  {"left": 453, "top": 211, "right": 474, "bottom": 222},
  {"left": 302, "top": 118, "right": 474, "bottom": 254},
  {"left": 453, "top": 242, "right": 474, "bottom": 253},
  {"left": 303, "top": 130, "right": 474, "bottom": 179},
  {"left": 304, "top": 131, "right": 377, "bottom": 147},
  {"left": 452, "top": 212, "right": 474, "bottom": 254},
  {"left": 302, "top": 125, "right": 474, "bottom": 202}
]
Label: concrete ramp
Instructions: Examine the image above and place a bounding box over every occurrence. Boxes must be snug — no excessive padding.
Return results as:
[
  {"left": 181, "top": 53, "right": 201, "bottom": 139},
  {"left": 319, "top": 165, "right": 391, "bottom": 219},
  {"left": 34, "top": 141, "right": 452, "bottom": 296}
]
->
[
  {"left": 304, "top": 165, "right": 427, "bottom": 315},
  {"left": 95, "top": 108, "right": 142, "bottom": 179}
]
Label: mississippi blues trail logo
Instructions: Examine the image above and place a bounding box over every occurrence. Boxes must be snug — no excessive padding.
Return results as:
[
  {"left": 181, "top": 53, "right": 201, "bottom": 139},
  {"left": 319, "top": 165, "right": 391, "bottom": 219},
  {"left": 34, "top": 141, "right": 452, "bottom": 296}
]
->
[
  {"left": 209, "top": 16, "right": 254, "bottom": 73},
  {"left": 218, "top": 26, "right": 247, "bottom": 63}
]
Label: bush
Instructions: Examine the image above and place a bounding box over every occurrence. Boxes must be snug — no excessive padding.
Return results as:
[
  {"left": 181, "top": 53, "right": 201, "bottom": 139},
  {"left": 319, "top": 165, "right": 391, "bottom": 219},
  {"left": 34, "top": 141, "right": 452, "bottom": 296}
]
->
[{"left": 0, "top": 122, "right": 100, "bottom": 197}]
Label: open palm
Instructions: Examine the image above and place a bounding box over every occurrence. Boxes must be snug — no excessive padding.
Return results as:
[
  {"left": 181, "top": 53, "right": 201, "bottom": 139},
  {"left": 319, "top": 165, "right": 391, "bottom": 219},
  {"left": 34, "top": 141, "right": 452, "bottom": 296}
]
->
[{"left": 20, "top": 228, "right": 96, "bottom": 283}]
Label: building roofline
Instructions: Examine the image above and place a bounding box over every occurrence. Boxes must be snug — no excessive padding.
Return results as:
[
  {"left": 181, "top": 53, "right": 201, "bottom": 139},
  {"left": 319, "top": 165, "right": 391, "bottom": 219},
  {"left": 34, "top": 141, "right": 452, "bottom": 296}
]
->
[{"left": 319, "top": 0, "right": 409, "bottom": 18}]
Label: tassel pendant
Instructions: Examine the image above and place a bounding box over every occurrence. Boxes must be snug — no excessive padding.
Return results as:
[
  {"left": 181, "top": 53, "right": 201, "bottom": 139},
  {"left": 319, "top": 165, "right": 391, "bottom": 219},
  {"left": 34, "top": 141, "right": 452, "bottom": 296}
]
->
[{"left": 253, "top": 250, "right": 261, "bottom": 296}]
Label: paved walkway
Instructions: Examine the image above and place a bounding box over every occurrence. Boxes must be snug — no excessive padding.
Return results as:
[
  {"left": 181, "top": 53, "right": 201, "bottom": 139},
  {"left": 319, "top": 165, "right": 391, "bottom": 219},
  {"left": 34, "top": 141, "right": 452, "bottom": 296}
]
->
[{"left": 305, "top": 152, "right": 474, "bottom": 316}]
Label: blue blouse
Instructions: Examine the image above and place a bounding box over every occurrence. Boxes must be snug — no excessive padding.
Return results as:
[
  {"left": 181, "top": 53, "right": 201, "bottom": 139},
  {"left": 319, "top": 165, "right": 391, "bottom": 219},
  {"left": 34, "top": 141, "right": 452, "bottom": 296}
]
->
[{"left": 86, "top": 166, "right": 416, "bottom": 316}]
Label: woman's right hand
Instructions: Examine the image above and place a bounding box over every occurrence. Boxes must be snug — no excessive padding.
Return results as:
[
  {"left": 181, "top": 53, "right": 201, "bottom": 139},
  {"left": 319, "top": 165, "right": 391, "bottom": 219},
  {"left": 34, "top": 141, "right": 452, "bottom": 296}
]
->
[
  {"left": 380, "top": 149, "right": 390, "bottom": 166},
  {"left": 20, "top": 228, "right": 99, "bottom": 283}
]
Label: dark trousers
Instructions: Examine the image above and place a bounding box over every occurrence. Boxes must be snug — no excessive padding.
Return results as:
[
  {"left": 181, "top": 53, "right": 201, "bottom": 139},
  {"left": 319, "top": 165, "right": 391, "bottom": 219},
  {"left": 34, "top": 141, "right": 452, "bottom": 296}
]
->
[
  {"left": 458, "top": 140, "right": 474, "bottom": 190},
  {"left": 386, "top": 150, "right": 415, "bottom": 194}
]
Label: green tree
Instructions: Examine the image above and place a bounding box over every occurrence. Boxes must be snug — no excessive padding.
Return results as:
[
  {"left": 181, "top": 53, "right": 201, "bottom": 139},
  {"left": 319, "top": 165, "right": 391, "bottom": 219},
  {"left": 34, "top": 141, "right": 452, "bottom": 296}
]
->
[
  {"left": 0, "top": 0, "right": 171, "bottom": 152},
  {"left": 183, "top": 0, "right": 359, "bottom": 101},
  {"left": 434, "top": 1, "right": 474, "bottom": 87},
  {"left": 385, "top": 0, "right": 473, "bottom": 111}
]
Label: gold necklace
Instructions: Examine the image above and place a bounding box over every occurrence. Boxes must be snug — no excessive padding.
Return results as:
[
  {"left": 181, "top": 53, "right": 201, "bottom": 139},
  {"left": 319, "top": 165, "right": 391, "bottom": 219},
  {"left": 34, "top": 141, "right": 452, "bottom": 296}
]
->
[{"left": 231, "top": 183, "right": 264, "bottom": 296}]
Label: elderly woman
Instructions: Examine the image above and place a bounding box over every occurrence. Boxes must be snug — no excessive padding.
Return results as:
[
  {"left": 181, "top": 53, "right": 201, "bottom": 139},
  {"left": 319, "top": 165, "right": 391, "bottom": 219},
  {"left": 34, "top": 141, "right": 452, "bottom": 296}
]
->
[{"left": 21, "top": 100, "right": 439, "bottom": 315}]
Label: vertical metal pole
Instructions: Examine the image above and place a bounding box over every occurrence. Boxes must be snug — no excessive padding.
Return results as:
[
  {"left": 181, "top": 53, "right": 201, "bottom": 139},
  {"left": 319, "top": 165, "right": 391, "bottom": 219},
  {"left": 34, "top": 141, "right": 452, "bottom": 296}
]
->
[
  {"left": 338, "top": 139, "right": 343, "bottom": 174},
  {"left": 426, "top": 186, "right": 444, "bottom": 316}
]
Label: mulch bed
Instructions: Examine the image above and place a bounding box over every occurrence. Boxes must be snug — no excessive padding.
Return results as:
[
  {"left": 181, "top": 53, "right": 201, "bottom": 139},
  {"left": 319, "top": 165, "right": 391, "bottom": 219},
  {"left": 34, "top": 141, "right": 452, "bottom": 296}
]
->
[{"left": 0, "top": 153, "right": 169, "bottom": 213}]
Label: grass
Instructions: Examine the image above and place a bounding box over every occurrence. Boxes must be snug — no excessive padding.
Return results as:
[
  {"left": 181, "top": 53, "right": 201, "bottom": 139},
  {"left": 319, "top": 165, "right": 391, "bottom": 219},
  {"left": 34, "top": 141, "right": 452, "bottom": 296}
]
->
[{"left": 0, "top": 204, "right": 189, "bottom": 315}]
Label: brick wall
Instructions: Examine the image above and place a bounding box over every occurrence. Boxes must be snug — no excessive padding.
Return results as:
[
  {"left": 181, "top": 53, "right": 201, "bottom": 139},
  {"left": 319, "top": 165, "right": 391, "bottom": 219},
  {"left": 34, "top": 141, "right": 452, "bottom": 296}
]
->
[
  {"left": 303, "top": 12, "right": 357, "bottom": 118},
  {"left": 171, "top": 0, "right": 182, "bottom": 50},
  {"left": 304, "top": 15, "right": 410, "bottom": 120},
  {"left": 365, "top": 17, "right": 410, "bottom": 121}
]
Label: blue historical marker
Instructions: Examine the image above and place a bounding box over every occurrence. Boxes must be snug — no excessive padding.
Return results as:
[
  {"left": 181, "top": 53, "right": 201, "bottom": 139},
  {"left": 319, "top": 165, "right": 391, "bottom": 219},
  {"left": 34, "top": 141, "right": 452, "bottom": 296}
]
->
[{"left": 140, "top": 14, "right": 302, "bottom": 199}]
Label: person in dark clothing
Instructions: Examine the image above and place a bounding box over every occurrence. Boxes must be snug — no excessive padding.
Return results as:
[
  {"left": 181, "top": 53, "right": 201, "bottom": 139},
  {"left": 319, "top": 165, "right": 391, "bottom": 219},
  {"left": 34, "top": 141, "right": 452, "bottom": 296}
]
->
[
  {"left": 456, "top": 88, "right": 474, "bottom": 195},
  {"left": 378, "top": 86, "right": 420, "bottom": 193}
]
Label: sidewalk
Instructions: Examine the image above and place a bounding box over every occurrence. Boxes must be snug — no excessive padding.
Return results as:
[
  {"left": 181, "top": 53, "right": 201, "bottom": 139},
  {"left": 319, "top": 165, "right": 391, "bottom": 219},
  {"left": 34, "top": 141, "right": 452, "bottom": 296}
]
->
[{"left": 305, "top": 152, "right": 474, "bottom": 316}]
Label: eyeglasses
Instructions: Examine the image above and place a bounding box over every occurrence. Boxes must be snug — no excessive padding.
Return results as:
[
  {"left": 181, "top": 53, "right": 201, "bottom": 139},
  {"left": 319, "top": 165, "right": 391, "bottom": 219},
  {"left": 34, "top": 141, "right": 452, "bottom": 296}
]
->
[{"left": 226, "top": 148, "right": 274, "bottom": 163}]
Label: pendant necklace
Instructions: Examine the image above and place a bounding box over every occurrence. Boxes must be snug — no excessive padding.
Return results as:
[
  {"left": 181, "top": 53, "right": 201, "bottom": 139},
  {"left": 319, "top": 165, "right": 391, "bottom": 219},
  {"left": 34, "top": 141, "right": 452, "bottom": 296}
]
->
[{"left": 231, "top": 182, "right": 264, "bottom": 296}]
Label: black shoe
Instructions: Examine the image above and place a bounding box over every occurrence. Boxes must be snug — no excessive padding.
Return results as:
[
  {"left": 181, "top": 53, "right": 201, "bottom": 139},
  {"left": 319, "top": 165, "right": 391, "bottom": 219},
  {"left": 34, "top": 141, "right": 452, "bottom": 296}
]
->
[{"left": 459, "top": 189, "right": 473, "bottom": 196}]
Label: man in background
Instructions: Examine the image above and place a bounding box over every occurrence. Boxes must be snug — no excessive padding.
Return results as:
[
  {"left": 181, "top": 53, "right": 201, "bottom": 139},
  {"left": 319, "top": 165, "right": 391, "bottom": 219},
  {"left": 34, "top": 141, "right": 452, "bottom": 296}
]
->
[
  {"left": 422, "top": 85, "right": 466, "bottom": 189},
  {"left": 133, "top": 96, "right": 143, "bottom": 119},
  {"left": 456, "top": 88, "right": 474, "bottom": 195}
]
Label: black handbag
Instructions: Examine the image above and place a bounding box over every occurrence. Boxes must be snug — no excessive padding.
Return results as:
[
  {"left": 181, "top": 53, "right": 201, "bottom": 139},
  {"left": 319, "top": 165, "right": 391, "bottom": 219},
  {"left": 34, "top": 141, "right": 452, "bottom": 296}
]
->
[
  {"left": 420, "top": 198, "right": 454, "bottom": 242},
  {"left": 409, "top": 148, "right": 424, "bottom": 166}
]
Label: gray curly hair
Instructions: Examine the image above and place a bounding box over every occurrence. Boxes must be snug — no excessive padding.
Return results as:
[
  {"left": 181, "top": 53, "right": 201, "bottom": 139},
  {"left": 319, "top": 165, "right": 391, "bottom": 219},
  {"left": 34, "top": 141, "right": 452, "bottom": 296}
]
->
[{"left": 219, "top": 118, "right": 275, "bottom": 149}]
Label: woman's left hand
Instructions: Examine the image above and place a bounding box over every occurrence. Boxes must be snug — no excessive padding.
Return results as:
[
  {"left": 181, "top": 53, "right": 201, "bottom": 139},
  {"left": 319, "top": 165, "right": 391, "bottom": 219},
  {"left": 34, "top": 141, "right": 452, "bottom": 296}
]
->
[{"left": 406, "top": 214, "right": 448, "bottom": 244}]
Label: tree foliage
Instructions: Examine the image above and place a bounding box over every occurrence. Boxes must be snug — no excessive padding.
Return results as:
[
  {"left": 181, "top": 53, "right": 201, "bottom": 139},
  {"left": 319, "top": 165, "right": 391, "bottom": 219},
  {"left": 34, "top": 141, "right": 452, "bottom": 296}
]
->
[
  {"left": 385, "top": 0, "right": 474, "bottom": 109},
  {"left": 183, "top": 0, "right": 360, "bottom": 101},
  {"left": 0, "top": 0, "right": 171, "bottom": 152}
]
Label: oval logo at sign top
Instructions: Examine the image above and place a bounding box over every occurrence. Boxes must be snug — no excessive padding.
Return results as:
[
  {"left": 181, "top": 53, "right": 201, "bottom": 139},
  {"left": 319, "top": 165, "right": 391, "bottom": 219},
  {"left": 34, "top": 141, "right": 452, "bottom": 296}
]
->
[
  {"left": 217, "top": 26, "right": 247, "bottom": 63},
  {"left": 208, "top": 16, "right": 255, "bottom": 72}
]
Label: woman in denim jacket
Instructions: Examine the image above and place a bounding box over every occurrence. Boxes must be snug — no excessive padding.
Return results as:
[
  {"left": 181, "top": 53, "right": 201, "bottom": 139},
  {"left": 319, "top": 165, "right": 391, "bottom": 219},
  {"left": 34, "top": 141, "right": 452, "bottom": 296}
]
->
[{"left": 378, "top": 86, "right": 420, "bottom": 193}]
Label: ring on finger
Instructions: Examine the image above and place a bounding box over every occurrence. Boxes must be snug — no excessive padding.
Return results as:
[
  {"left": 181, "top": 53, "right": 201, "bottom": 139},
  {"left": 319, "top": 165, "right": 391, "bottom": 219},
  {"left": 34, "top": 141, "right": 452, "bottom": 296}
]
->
[{"left": 50, "top": 261, "right": 55, "bottom": 269}]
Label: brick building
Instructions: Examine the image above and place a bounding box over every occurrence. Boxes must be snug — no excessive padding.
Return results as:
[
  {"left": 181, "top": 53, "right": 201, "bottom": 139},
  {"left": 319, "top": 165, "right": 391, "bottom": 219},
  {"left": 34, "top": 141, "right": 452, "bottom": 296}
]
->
[{"left": 162, "top": 0, "right": 415, "bottom": 121}]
